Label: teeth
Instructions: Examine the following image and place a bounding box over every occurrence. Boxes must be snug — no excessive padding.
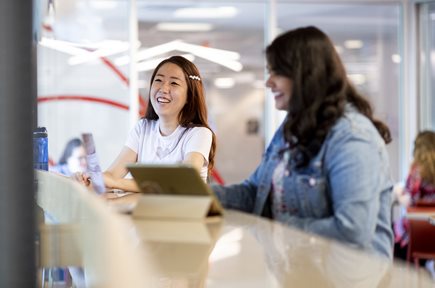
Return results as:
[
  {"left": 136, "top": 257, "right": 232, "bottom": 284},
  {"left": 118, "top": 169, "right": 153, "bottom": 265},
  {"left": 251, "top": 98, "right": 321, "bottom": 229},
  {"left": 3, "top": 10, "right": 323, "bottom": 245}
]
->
[{"left": 157, "top": 97, "right": 171, "bottom": 103}]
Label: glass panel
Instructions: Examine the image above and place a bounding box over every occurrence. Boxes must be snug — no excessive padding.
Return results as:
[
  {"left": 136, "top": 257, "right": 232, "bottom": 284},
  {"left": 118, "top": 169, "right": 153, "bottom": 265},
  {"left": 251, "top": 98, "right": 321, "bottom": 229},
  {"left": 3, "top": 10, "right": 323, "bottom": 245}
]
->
[
  {"left": 37, "top": 0, "right": 130, "bottom": 172},
  {"left": 37, "top": 1, "right": 402, "bottom": 183},
  {"left": 418, "top": 2, "right": 435, "bottom": 130},
  {"left": 276, "top": 3, "right": 401, "bottom": 180},
  {"left": 37, "top": 1, "right": 266, "bottom": 184},
  {"left": 134, "top": 2, "right": 267, "bottom": 184}
]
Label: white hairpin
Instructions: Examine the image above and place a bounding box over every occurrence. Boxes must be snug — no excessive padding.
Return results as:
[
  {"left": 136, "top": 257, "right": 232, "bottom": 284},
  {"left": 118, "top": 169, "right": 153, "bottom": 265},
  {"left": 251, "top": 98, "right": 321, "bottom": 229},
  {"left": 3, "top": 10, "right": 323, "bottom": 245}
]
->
[{"left": 188, "top": 75, "right": 201, "bottom": 81}]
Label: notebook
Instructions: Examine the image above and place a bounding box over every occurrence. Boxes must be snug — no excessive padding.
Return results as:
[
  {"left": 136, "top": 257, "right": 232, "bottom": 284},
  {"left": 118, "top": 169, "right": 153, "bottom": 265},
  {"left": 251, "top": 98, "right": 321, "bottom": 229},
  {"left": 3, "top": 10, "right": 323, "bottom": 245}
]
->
[
  {"left": 127, "top": 163, "right": 224, "bottom": 218},
  {"left": 82, "top": 133, "right": 106, "bottom": 194},
  {"left": 82, "top": 132, "right": 133, "bottom": 196}
]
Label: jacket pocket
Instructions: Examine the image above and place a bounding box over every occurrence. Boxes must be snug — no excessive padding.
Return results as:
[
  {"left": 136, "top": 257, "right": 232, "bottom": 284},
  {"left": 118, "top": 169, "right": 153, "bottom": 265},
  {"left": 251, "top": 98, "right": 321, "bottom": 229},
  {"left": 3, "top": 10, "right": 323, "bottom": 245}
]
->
[{"left": 294, "top": 174, "right": 330, "bottom": 218}]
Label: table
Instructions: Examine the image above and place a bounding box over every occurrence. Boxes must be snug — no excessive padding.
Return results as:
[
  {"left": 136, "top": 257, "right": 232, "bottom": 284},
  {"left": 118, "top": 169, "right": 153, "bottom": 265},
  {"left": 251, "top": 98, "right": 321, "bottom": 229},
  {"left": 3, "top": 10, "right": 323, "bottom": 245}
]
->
[{"left": 36, "top": 171, "right": 435, "bottom": 287}]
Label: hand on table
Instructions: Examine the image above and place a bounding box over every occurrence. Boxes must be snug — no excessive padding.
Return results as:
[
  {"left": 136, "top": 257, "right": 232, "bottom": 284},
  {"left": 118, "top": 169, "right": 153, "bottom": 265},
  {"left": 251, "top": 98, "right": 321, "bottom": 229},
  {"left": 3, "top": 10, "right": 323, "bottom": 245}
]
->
[{"left": 72, "top": 172, "right": 91, "bottom": 187}]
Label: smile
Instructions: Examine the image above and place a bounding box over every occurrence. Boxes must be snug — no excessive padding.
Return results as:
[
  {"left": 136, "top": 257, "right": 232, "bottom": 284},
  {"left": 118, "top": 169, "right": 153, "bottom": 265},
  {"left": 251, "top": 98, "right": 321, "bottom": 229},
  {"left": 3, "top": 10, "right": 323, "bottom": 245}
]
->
[
  {"left": 157, "top": 97, "right": 171, "bottom": 103},
  {"left": 273, "top": 92, "right": 284, "bottom": 98}
]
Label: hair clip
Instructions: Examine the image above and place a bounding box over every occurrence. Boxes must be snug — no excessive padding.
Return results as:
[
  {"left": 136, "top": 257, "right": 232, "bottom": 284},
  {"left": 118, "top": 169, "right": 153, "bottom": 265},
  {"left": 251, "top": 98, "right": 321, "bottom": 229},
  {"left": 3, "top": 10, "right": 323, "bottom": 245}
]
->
[{"left": 188, "top": 75, "right": 201, "bottom": 81}]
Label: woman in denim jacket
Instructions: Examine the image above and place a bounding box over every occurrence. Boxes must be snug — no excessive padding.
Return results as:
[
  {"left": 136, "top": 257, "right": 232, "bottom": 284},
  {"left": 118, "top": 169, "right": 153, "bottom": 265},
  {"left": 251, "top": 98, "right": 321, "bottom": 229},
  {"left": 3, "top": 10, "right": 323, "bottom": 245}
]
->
[{"left": 212, "top": 26, "right": 394, "bottom": 258}]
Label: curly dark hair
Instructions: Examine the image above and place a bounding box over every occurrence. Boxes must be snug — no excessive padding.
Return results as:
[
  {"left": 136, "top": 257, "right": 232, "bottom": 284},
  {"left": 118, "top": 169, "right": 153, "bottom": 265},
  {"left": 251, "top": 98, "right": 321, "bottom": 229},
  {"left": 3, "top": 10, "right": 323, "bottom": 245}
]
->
[
  {"left": 266, "top": 26, "right": 391, "bottom": 168},
  {"left": 144, "top": 55, "right": 216, "bottom": 171}
]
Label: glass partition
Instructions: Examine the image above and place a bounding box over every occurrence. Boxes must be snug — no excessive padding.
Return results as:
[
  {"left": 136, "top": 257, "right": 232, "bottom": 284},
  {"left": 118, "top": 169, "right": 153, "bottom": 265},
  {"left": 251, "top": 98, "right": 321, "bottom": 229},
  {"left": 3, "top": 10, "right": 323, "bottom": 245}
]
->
[
  {"left": 276, "top": 3, "right": 401, "bottom": 180},
  {"left": 418, "top": 2, "right": 435, "bottom": 130},
  {"left": 135, "top": 2, "right": 266, "bottom": 184},
  {"left": 37, "top": 1, "right": 403, "bottom": 183},
  {"left": 37, "top": 1, "right": 130, "bottom": 170}
]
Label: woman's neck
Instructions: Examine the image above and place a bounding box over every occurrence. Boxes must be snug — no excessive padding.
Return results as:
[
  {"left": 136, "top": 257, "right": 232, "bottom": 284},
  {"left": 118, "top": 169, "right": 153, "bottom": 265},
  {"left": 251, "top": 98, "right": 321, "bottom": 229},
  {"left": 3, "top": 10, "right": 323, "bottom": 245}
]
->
[{"left": 158, "top": 118, "right": 179, "bottom": 136}]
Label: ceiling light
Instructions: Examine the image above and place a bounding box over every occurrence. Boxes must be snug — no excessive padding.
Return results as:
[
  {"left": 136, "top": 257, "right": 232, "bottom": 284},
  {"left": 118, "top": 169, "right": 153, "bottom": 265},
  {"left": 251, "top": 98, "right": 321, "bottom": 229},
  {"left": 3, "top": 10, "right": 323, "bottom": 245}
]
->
[
  {"left": 115, "top": 40, "right": 242, "bottom": 72},
  {"left": 156, "top": 23, "right": 213, "bottom": 32},
  {"left": 39, "top": 37, "right": 87, "bottom": 55},
  {"left": 136, "top": 54, "right": 195, "bottom": 72},
  {"left": 176, "top": 42, "right": 242, "bottom": 71},
  {"left": 115, "top": 40, "right": 181, "bottom": 66},
  {"left": 391, "top": 54, "right": 401, "bottom": 63},
  {"left": 344, "top": 40, "right": 364, "bottom": 49},
  {"left": 347, "top": 74, "right": 366, "bottom": 85},
  {"left": 174, "top": 6, "right": 238, "bottom": 19},
  {"left": 39, "top": 37, "right": 131, "bottom": 66},
  {"left": 177, "top": 42, "right": 239, "bottom": 60},
  {"left": 68, "top": 40, "right": 129, "bottom": 65},
  {"left": 334, "top": 45, "right": 343, "bottom": 54},
  {"left": 214, "top": 78, "right": 235, "bottom": 89}
]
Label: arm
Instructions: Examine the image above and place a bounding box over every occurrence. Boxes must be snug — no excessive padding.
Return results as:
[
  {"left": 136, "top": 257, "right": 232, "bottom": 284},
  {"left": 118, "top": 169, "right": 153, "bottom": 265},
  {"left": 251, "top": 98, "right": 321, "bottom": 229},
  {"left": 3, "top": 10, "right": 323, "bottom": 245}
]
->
[
  {"left": 103, "top": 146, "right": 140, "bottom": 192},
  {"left": 211, "top": 169, "right": 261, "bottom": 213},
  {"left": 212, "top": 123, "right": 286, "bottom": 214},
  {"left": 183, "top": 151, "right": 206, "bottom": 173}
]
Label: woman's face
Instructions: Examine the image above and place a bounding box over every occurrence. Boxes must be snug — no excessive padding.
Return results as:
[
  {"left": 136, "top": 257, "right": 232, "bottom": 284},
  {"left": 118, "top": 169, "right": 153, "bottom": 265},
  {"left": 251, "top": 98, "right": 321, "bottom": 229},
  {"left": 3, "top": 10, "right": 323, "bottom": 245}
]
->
[
  {"left": 150, "top": 62, "right": 188, "bottom": 120},
  {"left": 265, "top": 68, "right": 293, "bottom": 111},
  {"left": 67, "top": 146, "right": 87, "bottom": 173}
]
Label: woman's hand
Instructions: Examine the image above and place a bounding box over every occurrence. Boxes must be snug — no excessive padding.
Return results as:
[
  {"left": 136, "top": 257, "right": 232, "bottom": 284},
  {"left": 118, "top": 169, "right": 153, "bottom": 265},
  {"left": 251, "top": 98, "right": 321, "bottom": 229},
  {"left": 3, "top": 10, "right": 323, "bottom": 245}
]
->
[
  {"left": 72, "top": 172, "right": 91, "bottom": 187},
  {"left": 102, "top": 173, "right": 140, "bottom": 192}
]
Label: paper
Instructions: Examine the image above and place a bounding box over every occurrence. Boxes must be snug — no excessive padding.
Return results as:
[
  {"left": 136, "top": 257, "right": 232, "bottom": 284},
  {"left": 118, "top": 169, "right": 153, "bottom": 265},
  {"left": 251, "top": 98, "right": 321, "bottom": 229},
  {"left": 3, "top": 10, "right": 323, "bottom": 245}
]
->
[{"left": 82, "top": 133, "right": 106, "bottom": 194}]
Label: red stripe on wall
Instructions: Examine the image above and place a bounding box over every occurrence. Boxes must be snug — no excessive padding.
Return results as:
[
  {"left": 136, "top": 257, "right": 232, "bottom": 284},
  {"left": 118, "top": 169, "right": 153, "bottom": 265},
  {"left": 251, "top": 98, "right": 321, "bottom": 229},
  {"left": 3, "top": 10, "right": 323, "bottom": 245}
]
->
[
  {"left": 38, "top": 95, "right": 129, "bottom": 110},
  {"left": 100, "top": 56, "right": 147, "bottom": 116}
]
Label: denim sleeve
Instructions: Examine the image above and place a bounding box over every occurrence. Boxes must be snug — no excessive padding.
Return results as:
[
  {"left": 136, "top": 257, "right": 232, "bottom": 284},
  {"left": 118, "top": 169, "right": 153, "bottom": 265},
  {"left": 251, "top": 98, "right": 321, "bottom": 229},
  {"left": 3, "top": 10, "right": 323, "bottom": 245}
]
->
[
  {"left": 277, "top": 130, "right": 387, "bottom": 248},
  {"left": 211, "top": 123, "right": 284, "bottom": 214},
  {"left": 211, "top": 163, "right": 261, "bottom": 213}
]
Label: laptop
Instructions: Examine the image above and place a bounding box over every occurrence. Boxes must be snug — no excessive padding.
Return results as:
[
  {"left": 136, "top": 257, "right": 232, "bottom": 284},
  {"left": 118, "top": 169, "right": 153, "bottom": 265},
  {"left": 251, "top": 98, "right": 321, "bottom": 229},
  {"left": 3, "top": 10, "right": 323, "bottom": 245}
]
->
[{"left": 127, "top": 163, "right": 224, "bottom": 217}]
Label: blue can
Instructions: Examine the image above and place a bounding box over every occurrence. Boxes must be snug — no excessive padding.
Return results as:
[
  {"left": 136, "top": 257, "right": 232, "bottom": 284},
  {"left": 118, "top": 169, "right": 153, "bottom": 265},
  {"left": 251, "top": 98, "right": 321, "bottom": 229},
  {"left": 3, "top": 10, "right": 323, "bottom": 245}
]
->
[{"left": 33, "top": 127, "right": 48, "bottom": 171}]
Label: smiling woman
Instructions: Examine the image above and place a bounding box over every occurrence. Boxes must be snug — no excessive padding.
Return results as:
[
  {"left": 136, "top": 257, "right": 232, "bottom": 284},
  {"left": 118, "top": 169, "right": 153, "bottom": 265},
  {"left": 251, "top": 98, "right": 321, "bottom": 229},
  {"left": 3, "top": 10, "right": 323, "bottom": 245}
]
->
[
  {"left": 212, "top": 26, "right": 394, "bottom": 259},
  {"left": 75, "top": 56, "right": 217, "bottom": 191}
]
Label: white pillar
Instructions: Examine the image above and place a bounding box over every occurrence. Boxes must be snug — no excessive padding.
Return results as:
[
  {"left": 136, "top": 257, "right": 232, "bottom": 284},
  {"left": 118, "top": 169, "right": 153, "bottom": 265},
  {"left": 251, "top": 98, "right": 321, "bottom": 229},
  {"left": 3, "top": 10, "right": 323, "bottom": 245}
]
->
[
  {"left": 401, "top": 1, "right": 418, "bottom": 179},
  {"left": 129, "top": 0, "right": 139, "bottom": 129},
  {"left": 264, "top": 0, "right": 286, "bottom": 146}
]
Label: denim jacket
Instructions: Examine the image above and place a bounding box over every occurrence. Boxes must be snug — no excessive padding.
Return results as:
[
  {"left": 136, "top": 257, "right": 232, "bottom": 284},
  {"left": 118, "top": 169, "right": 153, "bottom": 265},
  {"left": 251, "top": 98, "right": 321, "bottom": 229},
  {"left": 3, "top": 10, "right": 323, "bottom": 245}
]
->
[{"left": 212, "top": 105, "right": 394, "bottom": 258}]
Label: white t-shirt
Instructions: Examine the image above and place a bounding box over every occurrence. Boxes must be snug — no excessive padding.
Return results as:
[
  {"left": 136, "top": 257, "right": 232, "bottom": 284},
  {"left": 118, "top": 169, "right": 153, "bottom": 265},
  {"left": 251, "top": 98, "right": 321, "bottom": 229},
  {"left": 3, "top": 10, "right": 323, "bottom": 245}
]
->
[{"left": 125, "top": 119, "right": 212, "bottom": 181}]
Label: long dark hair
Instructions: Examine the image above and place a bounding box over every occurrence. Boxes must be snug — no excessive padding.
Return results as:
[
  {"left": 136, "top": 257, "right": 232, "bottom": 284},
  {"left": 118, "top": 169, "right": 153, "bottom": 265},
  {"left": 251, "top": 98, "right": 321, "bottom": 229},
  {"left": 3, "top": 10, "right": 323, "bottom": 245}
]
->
[
  {"left": 58, "top": 138, "right": 83, "bottom": 165},
  {"left": 145, "top": 55, "right": 216, "bottom": 171},
  {"left": 266, "top": 26, "right": 391, "bottom": 168}
]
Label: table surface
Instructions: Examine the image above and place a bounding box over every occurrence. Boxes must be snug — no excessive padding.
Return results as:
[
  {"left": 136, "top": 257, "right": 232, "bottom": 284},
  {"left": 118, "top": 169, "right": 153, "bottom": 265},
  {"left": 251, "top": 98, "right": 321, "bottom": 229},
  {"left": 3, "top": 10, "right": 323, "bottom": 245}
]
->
[{"left": 36, "top": 171, "right": 435, "bottom": 288}]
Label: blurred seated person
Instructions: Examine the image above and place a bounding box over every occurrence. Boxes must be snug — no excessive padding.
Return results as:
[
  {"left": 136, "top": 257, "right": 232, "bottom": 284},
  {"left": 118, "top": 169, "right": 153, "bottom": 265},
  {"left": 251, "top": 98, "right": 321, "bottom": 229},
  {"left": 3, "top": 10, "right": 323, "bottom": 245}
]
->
[
  {"left": 50, "top": 138, "right": 87, "bottom": 176},
  {"left": 48, "top": 138, "right": 88, "bottom": 285},
  {"left": 393, "top": 130, "right": 435, "bottom": 259}
]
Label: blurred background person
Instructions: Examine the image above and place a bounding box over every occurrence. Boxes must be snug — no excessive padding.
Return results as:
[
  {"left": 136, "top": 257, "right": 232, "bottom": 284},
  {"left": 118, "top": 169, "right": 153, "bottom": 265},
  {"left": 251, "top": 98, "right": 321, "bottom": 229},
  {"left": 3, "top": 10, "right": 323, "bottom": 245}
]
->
[
  {"left": 404, "top": 131, "right": 435, "bottom": 205},
  {"left": 50, "top": 138, "right": 87, "bottom": 176},
  {"left": 393, "top": 130, "right": 435, "bottom": 277},
  {"left": 48, "top": 138, "right": 88, "bottom": 286}
]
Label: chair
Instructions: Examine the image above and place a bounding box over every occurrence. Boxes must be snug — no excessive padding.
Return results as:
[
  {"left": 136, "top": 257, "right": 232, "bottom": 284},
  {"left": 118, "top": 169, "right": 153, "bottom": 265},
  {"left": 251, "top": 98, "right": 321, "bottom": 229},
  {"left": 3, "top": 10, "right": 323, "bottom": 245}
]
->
[{"left": 406, "top": 206, "right": 435, "bottom": 269}]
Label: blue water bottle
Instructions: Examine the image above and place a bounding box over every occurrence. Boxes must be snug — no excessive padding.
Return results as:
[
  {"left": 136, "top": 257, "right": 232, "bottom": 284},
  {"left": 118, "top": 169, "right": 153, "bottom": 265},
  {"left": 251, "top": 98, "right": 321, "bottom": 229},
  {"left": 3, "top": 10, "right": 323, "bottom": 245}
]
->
[{"left": 33, "top": 127, "right": 48, "bottom": 171}]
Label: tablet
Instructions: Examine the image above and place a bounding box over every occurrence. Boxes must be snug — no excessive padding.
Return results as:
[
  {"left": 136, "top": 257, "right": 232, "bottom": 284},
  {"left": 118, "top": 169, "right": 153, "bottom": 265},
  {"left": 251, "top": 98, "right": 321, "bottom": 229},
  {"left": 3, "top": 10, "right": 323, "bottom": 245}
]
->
[{"left": 126, "top": 164, "right": 224, "bottom": 216}]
